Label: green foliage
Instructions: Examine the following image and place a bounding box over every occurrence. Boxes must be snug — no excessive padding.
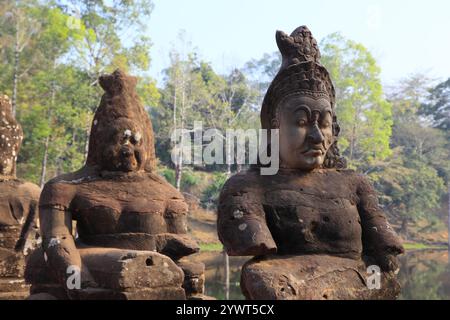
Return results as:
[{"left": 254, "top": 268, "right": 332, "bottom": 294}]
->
[
  {"left": 0, "top": 0, "right": 157, "bottom": 185},
  {"left": 199, "top": 243, "right": 223, "bottom": 252},
  {"left": 243, "top": 51, "right": 281, "bottom": 105},
  {"left": 374, "top": 158, "right": 445, "bottom": 225},
  {"left": 422, "top": 78, "right": 450, "bottom": 131},
  {"left": 320, "top": 33, "right": 393, "bottom": 167},
  {"left": 201, "top": 172, "right": 228, "bottom": 209},
  {"left": 182, "top": 168, "right": 201, "bottom": 188},
  {"left": 155, "top": 41, "right": 259, "bottom": 177},
  {"left": 373, "top": 74, "right": 450, "bottom": 233},
  {"left": 0, "top": 1, "right": 447, "bottom": 245},
  {"left": 159, "top": 166, "right": 200, "bottom": 190},
  {"left": 159, "top": 167, "right": 176, "bottom": 185}
]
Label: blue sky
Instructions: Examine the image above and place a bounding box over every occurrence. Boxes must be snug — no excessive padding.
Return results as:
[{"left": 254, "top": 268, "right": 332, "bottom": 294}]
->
[{"left": 147, "top": 0, "right": 450, "bottom": 87}]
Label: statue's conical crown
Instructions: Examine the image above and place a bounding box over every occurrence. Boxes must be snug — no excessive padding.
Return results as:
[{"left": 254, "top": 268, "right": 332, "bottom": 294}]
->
[
  {"left": 86, "top": 69, "right": 156, "bottom": 171},
  {"left": 261, "top": 26, "right": 335, "bottom": 130}
]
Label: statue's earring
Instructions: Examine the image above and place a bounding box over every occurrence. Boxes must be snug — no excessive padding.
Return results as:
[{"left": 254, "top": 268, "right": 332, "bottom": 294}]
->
[{"left": 271, "top": 118, "right": 280, "bottom": 129}]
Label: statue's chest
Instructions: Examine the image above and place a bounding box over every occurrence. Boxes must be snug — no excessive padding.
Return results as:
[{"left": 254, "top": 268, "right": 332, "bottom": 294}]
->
[
  {"left": 72, "top": 181, "right": 168, "bottom": 234},
  {"left": 262, "top": 188, "right": 362, "bottom": 250}
]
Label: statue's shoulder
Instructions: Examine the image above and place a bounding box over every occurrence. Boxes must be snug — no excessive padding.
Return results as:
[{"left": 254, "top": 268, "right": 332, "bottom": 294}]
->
[
  {"left": 147, "top": 171, "right": 174, "bottom": 186},
  {"left": 332, "top": 168, "right": 362, "bottom": 179},
  {"left": 39, "top": 168, "right": 91, "bottom": 208},
  {"left": 146, "top": 171, "right": 185, "bottom": 200},
  {"left": 333, "top": 169, "right": 374, "bottom": 192},
  {"left": 223, "top": 169, "right": 261, "bottom": 190},
  {"left": 16, "top": 181, "right": 41, "bottom": 201},
  {"left": 219, "top": 169, "right": 263, "bottom": 205}
]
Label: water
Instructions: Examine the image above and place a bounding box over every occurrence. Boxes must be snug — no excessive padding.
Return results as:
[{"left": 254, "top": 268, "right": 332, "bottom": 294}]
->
[
  {"left": 398, "top": 249, "right": 450, "bottom": 300},
  {"left": 196, "top": 249, "right": 450, "bottom": 300}
]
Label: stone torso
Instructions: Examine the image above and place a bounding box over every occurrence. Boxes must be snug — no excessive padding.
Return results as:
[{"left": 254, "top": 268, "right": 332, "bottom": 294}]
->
[
  {"left": 41, "top": 170, "right": 188, "bottom": 239},
  {"left": 219, "top": 168, "right": 365, "bottom": 259},
  {"left": 0, "top": 179, "right": 40, "bottom": 227},
  {"left": 258, "top": 170, "right": 362, "bottom": 258}
]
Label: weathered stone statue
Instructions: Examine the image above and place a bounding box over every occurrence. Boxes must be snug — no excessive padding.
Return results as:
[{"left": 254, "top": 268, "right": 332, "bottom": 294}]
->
[
  {"left": 26, "top": 70, "right": 206, "bottom": 300},
  {"left": 0, "top": 95, "right": 40, "bottom": 299},
  {"left": 217, "top": 26, "right": 404, "bottom": 300}
]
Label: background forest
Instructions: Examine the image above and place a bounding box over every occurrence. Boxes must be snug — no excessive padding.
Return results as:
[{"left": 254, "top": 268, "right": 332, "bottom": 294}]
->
[{"left": 1, "top": 0, "right": 449, "bottom": 245}]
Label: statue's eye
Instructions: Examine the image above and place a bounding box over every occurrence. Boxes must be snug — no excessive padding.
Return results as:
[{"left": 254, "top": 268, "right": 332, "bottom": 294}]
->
[
  {"left": 298, "top": 119, "right": 308, "bottom": 127},
  {"left": 321, "top": 121, "right": 331, "bottom": 128}
]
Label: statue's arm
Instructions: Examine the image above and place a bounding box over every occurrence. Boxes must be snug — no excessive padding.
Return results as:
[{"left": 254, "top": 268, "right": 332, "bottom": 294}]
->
[
  {"left": 39, "top": 183, "right": 96, "bottom": 294},
  {"left": 164, "top": 198, "right": 189, "bottom": 234},
  {"left": 217, "top": 183, "right": 277, "bottom": 256},
  {"left": 40, "top": 205, "right": 97, "bottom": 292},
  {"left": 356, "top": 174, "right": 404, "bottom": 271},
  {"left": 14, "top": 199, "right": 39, "bottom": 252},
  {"left": 40, "top": 205, "right": 81, "bottom": 279}
]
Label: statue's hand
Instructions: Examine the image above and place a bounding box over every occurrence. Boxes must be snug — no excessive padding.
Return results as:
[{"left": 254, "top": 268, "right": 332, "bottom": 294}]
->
[
  {"left": 375, "top": 254, "right": 400, "bottom": 273},
  {"left": 367, "top": 240, "right": 404, "bottom": 273},
  {"left": 80, "top": 266, "right": 98, "bottom": 289},
  {"left": 64, "top": 266, "right": 98, "bottom": 300}
]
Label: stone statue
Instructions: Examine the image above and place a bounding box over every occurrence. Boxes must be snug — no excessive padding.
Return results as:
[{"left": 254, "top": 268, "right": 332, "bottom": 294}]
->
[
  {"left": 25, "top": 70, "right": 206, "bottom": 300},
  {"left": 0, "top": 94, "right": 40, "bottom": 299},
  {"left": 217, "top": 26, "right": 404, "bottom": 300}
]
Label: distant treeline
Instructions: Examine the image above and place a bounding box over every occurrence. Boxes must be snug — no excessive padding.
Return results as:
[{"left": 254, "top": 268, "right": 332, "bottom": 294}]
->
[{"left": 0, "top": 1, "right": 449, "bottom": 237}]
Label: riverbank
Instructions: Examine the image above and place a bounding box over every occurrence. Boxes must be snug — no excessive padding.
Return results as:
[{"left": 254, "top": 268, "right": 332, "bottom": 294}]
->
[{"left": 402, "top": 242, "right": 448, "bottom": 250}]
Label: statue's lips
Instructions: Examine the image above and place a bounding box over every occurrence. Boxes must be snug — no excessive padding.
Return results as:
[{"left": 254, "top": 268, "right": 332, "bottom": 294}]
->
[
  {"left": 302, "top": 149, "right": 324, "bottom": 157},
  {"left": 117, "top": 151, "right": 138, "bottom": 171}
]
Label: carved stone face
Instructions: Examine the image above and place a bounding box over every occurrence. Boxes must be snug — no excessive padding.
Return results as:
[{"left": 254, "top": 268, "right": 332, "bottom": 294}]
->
[
  {"left": 100, "top": 118, "right": 146, "bottom": 172},
  {"left": 276, "top": 95, "right": 333, "bottom": 170},
  {"left": 86, "top": 70, "right": 156, "bottom": 173}
]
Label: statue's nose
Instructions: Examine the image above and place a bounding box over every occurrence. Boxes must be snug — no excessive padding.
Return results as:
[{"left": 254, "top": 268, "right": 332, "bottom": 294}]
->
[
  {"left": 120, "top": 146, "right": 133, "bottom": 157},
  {"left": 307, "top": 124, "right": 325, "bottom": 144}
]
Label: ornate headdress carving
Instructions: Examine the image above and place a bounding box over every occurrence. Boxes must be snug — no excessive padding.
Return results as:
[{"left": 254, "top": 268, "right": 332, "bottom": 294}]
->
[
  {"left": 260, "top": 26, "right": 345, "bottom": 169},
  {"left": 261, "top": 26, "right": 336, "bottom": 129},
  {"left": 0, "top": 95, "right": 23, "bottom": 177},
  {"left": 86, "top": 69, "right": 156, "bottom": 172}
]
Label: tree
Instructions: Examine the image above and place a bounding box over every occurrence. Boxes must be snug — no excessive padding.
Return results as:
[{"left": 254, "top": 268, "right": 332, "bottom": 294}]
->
[
  {"left": 420, "top": 77, "right": 450, "bottom": 246},
  {"left": 55, "top": 0, "right": 157, "bottom": 161},
  {"left": 374, "top": 157, "right": 445, "bottom": 237},
  {"left": 0, "top": 0, "right": 42, "bottom": 115},
  {"left": 1, "top": 1, "right": 159, "bottom": 186},
  {"left": 57, "top": 0, "right": 154, "bottom": 79},
  {"left": 243, "top": 51, "right": 281, "bottom": 107},
  {"left": 320, "top": 33, "right": 393, "bottom": 169},
  {"left": 372, "top": 74, "right": 449, "bottom": 237},
  {"left": 422, "top": 78, "right": 450, "bottom": 131}
]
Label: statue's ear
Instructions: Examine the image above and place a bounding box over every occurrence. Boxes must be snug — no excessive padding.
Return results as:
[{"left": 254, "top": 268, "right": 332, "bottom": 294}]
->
[
  {"left": 99, "top": 73, "right": 114, "bottom": 94},
  {"left": 271, "top": 118, "right": 280, "bottom": 129}
]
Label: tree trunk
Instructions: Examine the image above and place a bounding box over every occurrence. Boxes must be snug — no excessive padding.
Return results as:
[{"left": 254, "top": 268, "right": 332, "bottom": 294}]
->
[
  {"left": 226, "top": 142, "right": 232, "bottom": 178},
  {"left": 173, "top": 85, "right": 177, "bottom": 132},
  {"left": 39, "top": 135, "right": 50, "bottom": 188},
  {"left": 349, "top": 116, "right": 357, "bottom": 162},
  {"left": 448, "top": 184, "right": 450, "bottom": 251},
  {"left": 12, "top": 31, "right": 20, "bottom": 116},
  {"left": 84, "top": 128, "right": 90, "bottom": 162},
  {"left": 223, "top": 121, "right": 232, "bottom": 298},
  {"left": 223, "top": 250, "right": 230, "bottom": 300},
  {"left": 40, "top": 73, "right": 56, "bottom": 188},
  {"left": 401, "top": 218, "right": 408, "bottom": 239},
  {"left": 175, "top": 87, "right": 185, "bottom": 191}
]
